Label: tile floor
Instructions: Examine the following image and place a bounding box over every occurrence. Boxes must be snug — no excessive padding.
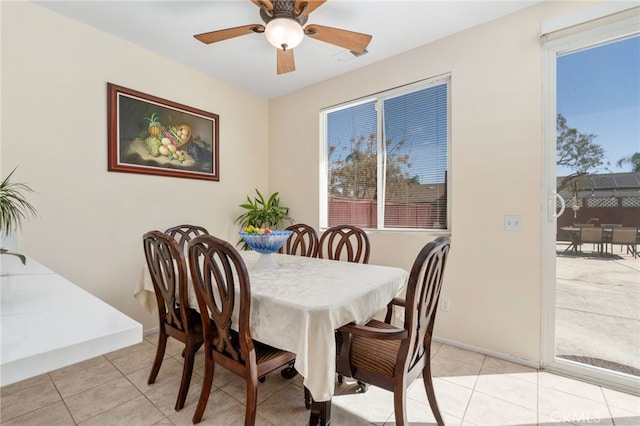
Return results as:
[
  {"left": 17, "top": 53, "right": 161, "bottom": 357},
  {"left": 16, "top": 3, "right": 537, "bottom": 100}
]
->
[{"left": 1, "top": 333, "right": 639, "bottom": 425}]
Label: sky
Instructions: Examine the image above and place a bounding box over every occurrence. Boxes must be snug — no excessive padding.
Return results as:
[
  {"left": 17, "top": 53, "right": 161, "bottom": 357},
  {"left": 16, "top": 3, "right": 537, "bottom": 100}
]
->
[{"left": 556, "top": 34, "right": 640, "bottom": 177}]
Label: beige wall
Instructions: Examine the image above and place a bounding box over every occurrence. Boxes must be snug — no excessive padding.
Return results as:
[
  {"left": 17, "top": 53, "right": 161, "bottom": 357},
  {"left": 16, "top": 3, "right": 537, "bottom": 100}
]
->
[
  {"left": 1, "top": 2, "right": 270, "bottom": 331},
  {"left": 2, "top": 1, "right": 603, "bottom": 364},
  {"left": 270, "top": 1, "right": 594, "bottom": 363}
]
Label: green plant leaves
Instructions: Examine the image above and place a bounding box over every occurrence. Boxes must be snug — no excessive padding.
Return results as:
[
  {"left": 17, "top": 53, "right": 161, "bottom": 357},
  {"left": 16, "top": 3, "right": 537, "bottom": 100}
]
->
[
  {"left": 0, "top": 168, "right": 38, "bottom": 234},
  {"left": 0, "top": 249, "right": 26, "bottom": 265},
  {"left": 234, "top": 189, "right": 293, "bottom": 249}
]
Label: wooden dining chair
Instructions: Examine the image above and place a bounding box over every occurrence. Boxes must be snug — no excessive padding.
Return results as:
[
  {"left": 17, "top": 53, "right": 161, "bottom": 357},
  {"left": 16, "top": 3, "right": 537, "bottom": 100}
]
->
[
  {"left": 187, "top": 234, "right": 297, "bottom": 425},
  {"left": 278, "top": 223, "right": 319, "bottom": 257},
  {"left": 335, "top": 236, "right": 451, "bottom": 426},
  {"left": 165, "top": 224, "right": 209, "bottom": 254},
  {"left": 142, "top": 231, "right": 204, "bottom": 411},
  {"left": 318, "top": 225, "right": 370, "bottom": 386},
  {"left": 318, "top": 225, "right": 370, "bottom": 263},
  {"left": 276, "top": 223, "right": 320, "bottom": 379}
]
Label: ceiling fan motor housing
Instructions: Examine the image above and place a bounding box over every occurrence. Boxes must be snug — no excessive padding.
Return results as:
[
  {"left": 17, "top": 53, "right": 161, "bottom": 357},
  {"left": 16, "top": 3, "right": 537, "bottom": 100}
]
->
[{"left": 259, "top": 1, "right": 308, "bottom": 26}]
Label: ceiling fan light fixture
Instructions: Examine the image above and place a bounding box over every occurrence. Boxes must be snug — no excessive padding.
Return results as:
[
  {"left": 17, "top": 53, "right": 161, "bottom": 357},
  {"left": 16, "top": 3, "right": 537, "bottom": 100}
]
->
[{"left": 265, "top": 17, "right": 304, "bottom": 50}]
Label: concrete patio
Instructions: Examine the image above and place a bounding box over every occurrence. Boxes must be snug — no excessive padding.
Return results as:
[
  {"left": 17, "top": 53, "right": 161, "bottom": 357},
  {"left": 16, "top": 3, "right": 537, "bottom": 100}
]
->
[{"left": 556, "top": 245, "right": 640, "bottom": 375}]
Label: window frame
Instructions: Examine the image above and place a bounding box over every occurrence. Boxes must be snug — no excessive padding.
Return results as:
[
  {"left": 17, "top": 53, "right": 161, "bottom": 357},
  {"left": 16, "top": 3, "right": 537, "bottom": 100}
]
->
[{"left": 319, "top": 74, "right": 452, "bottom": 232}]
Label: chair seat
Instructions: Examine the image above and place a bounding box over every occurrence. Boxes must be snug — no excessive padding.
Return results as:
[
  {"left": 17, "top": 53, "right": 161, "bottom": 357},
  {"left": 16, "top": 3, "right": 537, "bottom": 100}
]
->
[
  {"left": 338, "top": 319, "right": 401, "bottom": 378},
  {"left": 223, "top": 329, "right": 295, "bottom": 367},
  {"left": 254, "top": 339, "right": 297, "bottom": 367}
]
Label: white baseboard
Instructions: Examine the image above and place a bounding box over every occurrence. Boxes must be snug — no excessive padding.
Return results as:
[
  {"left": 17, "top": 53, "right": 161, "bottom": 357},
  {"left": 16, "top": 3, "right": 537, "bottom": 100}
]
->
[
  {"left": 141, "top": 326, "right": 540, "bottom": 369},
  {"left": 433, "top": 336, "right": 541, "bottom": 370},
  {"left": 143, "top": 327, "right": 159, "bottom": 337}
]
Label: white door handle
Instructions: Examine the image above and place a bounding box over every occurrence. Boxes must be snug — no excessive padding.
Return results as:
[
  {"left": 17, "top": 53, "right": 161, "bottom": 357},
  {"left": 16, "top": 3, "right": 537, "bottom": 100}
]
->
[{"left": 550, "top": 191, "right": 565, "bottom": 221}]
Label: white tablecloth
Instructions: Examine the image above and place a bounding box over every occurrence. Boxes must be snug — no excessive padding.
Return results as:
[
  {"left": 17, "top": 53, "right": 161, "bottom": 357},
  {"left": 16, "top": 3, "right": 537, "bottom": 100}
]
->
[{"left": 135, "top": 251, "right": 408, "bottom": 402}]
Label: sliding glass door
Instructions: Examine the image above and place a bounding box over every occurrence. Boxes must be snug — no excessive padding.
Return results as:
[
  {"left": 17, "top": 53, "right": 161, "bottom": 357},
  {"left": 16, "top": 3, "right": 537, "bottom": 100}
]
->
[{"left": 542, "top": 11, "right": 640, "bottom": 394}]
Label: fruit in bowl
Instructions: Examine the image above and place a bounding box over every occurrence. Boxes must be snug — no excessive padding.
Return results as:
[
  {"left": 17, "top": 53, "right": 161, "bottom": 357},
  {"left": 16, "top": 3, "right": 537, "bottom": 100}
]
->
[
  {"left": 243, "top": 225, "right": 273, "bottom": 234},
  {"left": 238, "top": 229, "right": 293, "bottom": 254}
]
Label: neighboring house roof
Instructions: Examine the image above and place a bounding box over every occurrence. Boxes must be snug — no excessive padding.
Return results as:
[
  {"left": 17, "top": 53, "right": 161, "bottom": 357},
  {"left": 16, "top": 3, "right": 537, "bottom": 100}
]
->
[{"left": 557, "top": 172, "right": 640, "bottom": 199}]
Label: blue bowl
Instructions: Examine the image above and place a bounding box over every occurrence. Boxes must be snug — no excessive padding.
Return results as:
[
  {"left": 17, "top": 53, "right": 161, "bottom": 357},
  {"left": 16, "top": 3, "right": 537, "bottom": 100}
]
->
[{"left": 238, "top": 230, "right": 293, "bottom": 254}]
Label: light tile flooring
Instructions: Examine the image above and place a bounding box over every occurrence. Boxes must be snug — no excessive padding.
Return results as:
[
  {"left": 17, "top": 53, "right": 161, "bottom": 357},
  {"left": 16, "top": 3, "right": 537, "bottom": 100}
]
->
[{"left": 1, "top": 333, "right": 639, "bottom": 425}]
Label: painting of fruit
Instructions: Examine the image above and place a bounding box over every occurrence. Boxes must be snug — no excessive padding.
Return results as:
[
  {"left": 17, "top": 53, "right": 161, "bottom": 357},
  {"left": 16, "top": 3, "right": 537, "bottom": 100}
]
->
[{"left": 108, "top": 83, "right": 219, "bottom": 181}]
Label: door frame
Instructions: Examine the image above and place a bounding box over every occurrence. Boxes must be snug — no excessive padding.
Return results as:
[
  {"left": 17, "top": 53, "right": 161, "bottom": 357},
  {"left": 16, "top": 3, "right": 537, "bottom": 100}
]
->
[{"left": 540, "top": 9, "right": 640, "bottom": 396}]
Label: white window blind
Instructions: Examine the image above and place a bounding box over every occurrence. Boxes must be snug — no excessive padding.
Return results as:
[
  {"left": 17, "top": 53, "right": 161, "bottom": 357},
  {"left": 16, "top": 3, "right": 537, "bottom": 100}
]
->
[{"left": 322, "top": 76, "right": 450, "bottom": 230}]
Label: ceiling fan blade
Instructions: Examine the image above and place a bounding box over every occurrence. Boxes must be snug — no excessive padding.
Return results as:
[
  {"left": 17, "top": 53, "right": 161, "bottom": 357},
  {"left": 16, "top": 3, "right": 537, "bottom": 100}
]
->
[
  {"left": 250, "top": 0, "right": 274, "bottom": 11},
  {"left": 277, "top": 48, "right": 295, "bottom": 74},
  {"left": 304, "top": 24, "right": 372, "bottom": 53},
  {"left": 194, "top": 24, "right": 264, "bottom": 44},
  {"left": 295, "top": 0, "right": 326, "bottom": 16}
]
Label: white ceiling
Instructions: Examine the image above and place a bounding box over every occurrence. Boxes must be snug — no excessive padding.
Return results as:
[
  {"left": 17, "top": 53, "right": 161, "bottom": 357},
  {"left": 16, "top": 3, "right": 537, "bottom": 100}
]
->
[{"left": 33, "top": 0, "right": 541, "bottom": 99}]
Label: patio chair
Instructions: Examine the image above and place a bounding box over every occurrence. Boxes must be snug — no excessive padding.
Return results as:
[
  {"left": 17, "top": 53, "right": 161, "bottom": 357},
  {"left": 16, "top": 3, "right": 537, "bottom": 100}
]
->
[
  {"left": 335, "top": 236, "right": 451, "bottom": 426},
  {"left": 318, "top": 225, "right": 370, "bottom": 263},
  {"left": 278, "top": 223, "right": 319, "bottom": 257},
  {"left": 142, "top": 231, "right": 204, "bottom": 411},
  {"left": 579, "top": 226, "right": 604, "bottom": 255},
  {"left": 610, "top": 227, "right": 638, "bottom": 258},
  {"left": 187, "top": 235, "right": 297, "bottom": 425}
]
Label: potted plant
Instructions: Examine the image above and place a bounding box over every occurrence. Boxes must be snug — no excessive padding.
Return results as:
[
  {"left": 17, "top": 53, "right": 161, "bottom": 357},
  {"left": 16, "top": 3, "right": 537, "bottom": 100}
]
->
[
  {"left": 234, "top": 189, "right": 293, "bottom": 249},
  {"left": 0, "top": 168, "right": 38, "bottom": 264}
]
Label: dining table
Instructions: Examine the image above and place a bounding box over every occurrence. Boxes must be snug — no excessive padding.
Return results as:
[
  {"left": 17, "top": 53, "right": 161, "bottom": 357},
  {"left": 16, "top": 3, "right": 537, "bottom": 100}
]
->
[
  {"left": 560, "top": 226, "right": 582, "bottom": 253},
  {"left": 135, "top": 249, "right": 409, "bottom": 425}
]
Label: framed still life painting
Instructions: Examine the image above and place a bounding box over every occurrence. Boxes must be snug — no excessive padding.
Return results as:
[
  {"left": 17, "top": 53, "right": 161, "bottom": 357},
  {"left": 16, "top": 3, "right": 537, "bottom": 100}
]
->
[{"left": 108, "top": 83, "right": 219, "bottom": 181}]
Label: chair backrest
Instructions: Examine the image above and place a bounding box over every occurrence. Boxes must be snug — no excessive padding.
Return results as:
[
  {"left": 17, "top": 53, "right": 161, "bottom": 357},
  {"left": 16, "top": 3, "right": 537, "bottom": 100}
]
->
[
  {"left": 401, "top": 236, "right": 450, "bottom": 378},
  {"left": 187, "top": 234, "right": 252, "bottom": 363},
  {"left": 611, "top": 227, "right": 638, "bottom": 245},
  {"left": 165, "top": 224, "right": 209, "bottom": 254},
  {"left": 580, "top": 226, "right": 603, "bottom": 243},
  {"left": 318, "top": 225, "right": 370, "bottom": 263},
  {"left": 600, "top": 224, "right": 622, "bottom": 229},
  {"left": 278, "top": 223, "right": 319, "bottom": 257},
  {"left": 143, "top": 230, "right": 190, "bottom": 332}
]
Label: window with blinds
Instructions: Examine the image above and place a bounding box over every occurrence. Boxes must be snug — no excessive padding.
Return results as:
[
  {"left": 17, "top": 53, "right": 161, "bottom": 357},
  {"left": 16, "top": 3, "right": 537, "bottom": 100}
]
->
[{"left": 321, "top": 75, "right": 450, "bottom": 230}]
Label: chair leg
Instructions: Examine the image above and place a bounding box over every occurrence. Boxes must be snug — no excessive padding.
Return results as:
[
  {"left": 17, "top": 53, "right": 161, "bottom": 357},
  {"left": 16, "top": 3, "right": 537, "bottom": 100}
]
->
[
  {"left": 281, "top": 362, "right": 298, "bottom": 379},
  {"left": 192, "top": 351, "right": 215, "bottom": 424},
  {"left": 147, "top": 329, "right": 168, "bottom": 385},
  {"left": 422, "top": 360, "right": 445, "bottom": 426},
  {"left": 304, "top": 386, "right": 312, "bottom": 409},
  {"left": 392, "top": 384, "right": 408, "bottom": 426},
  {"left": 174, "top": 341, "right": 197, "bottom": 411},
  {"left": 245, "top": 372, "right": 259, "bottom": 426}
]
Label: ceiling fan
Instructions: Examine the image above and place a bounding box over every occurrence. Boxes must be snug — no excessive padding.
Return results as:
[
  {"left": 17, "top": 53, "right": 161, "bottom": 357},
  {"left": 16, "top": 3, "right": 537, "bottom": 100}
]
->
[{"left": 194, "top": 0, "right": 372, "bottom": 75}]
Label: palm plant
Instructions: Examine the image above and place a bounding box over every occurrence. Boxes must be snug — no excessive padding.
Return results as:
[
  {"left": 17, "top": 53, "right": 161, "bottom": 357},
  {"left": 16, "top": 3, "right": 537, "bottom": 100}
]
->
[
  {"left": 616, "top": 153, "right": 640, "bottom": 172},
  {"left": 234, "top": 189, "right": 292, "bottom": 249},
  {"left": 0, "top": 168, "right": 38, "bottom": 264}
]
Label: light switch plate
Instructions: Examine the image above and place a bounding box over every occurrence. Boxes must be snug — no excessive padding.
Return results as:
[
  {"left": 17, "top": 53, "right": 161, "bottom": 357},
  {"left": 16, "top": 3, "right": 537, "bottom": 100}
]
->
[{"left": 504, "top": 215, "right": 522, "bottom": 231}]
